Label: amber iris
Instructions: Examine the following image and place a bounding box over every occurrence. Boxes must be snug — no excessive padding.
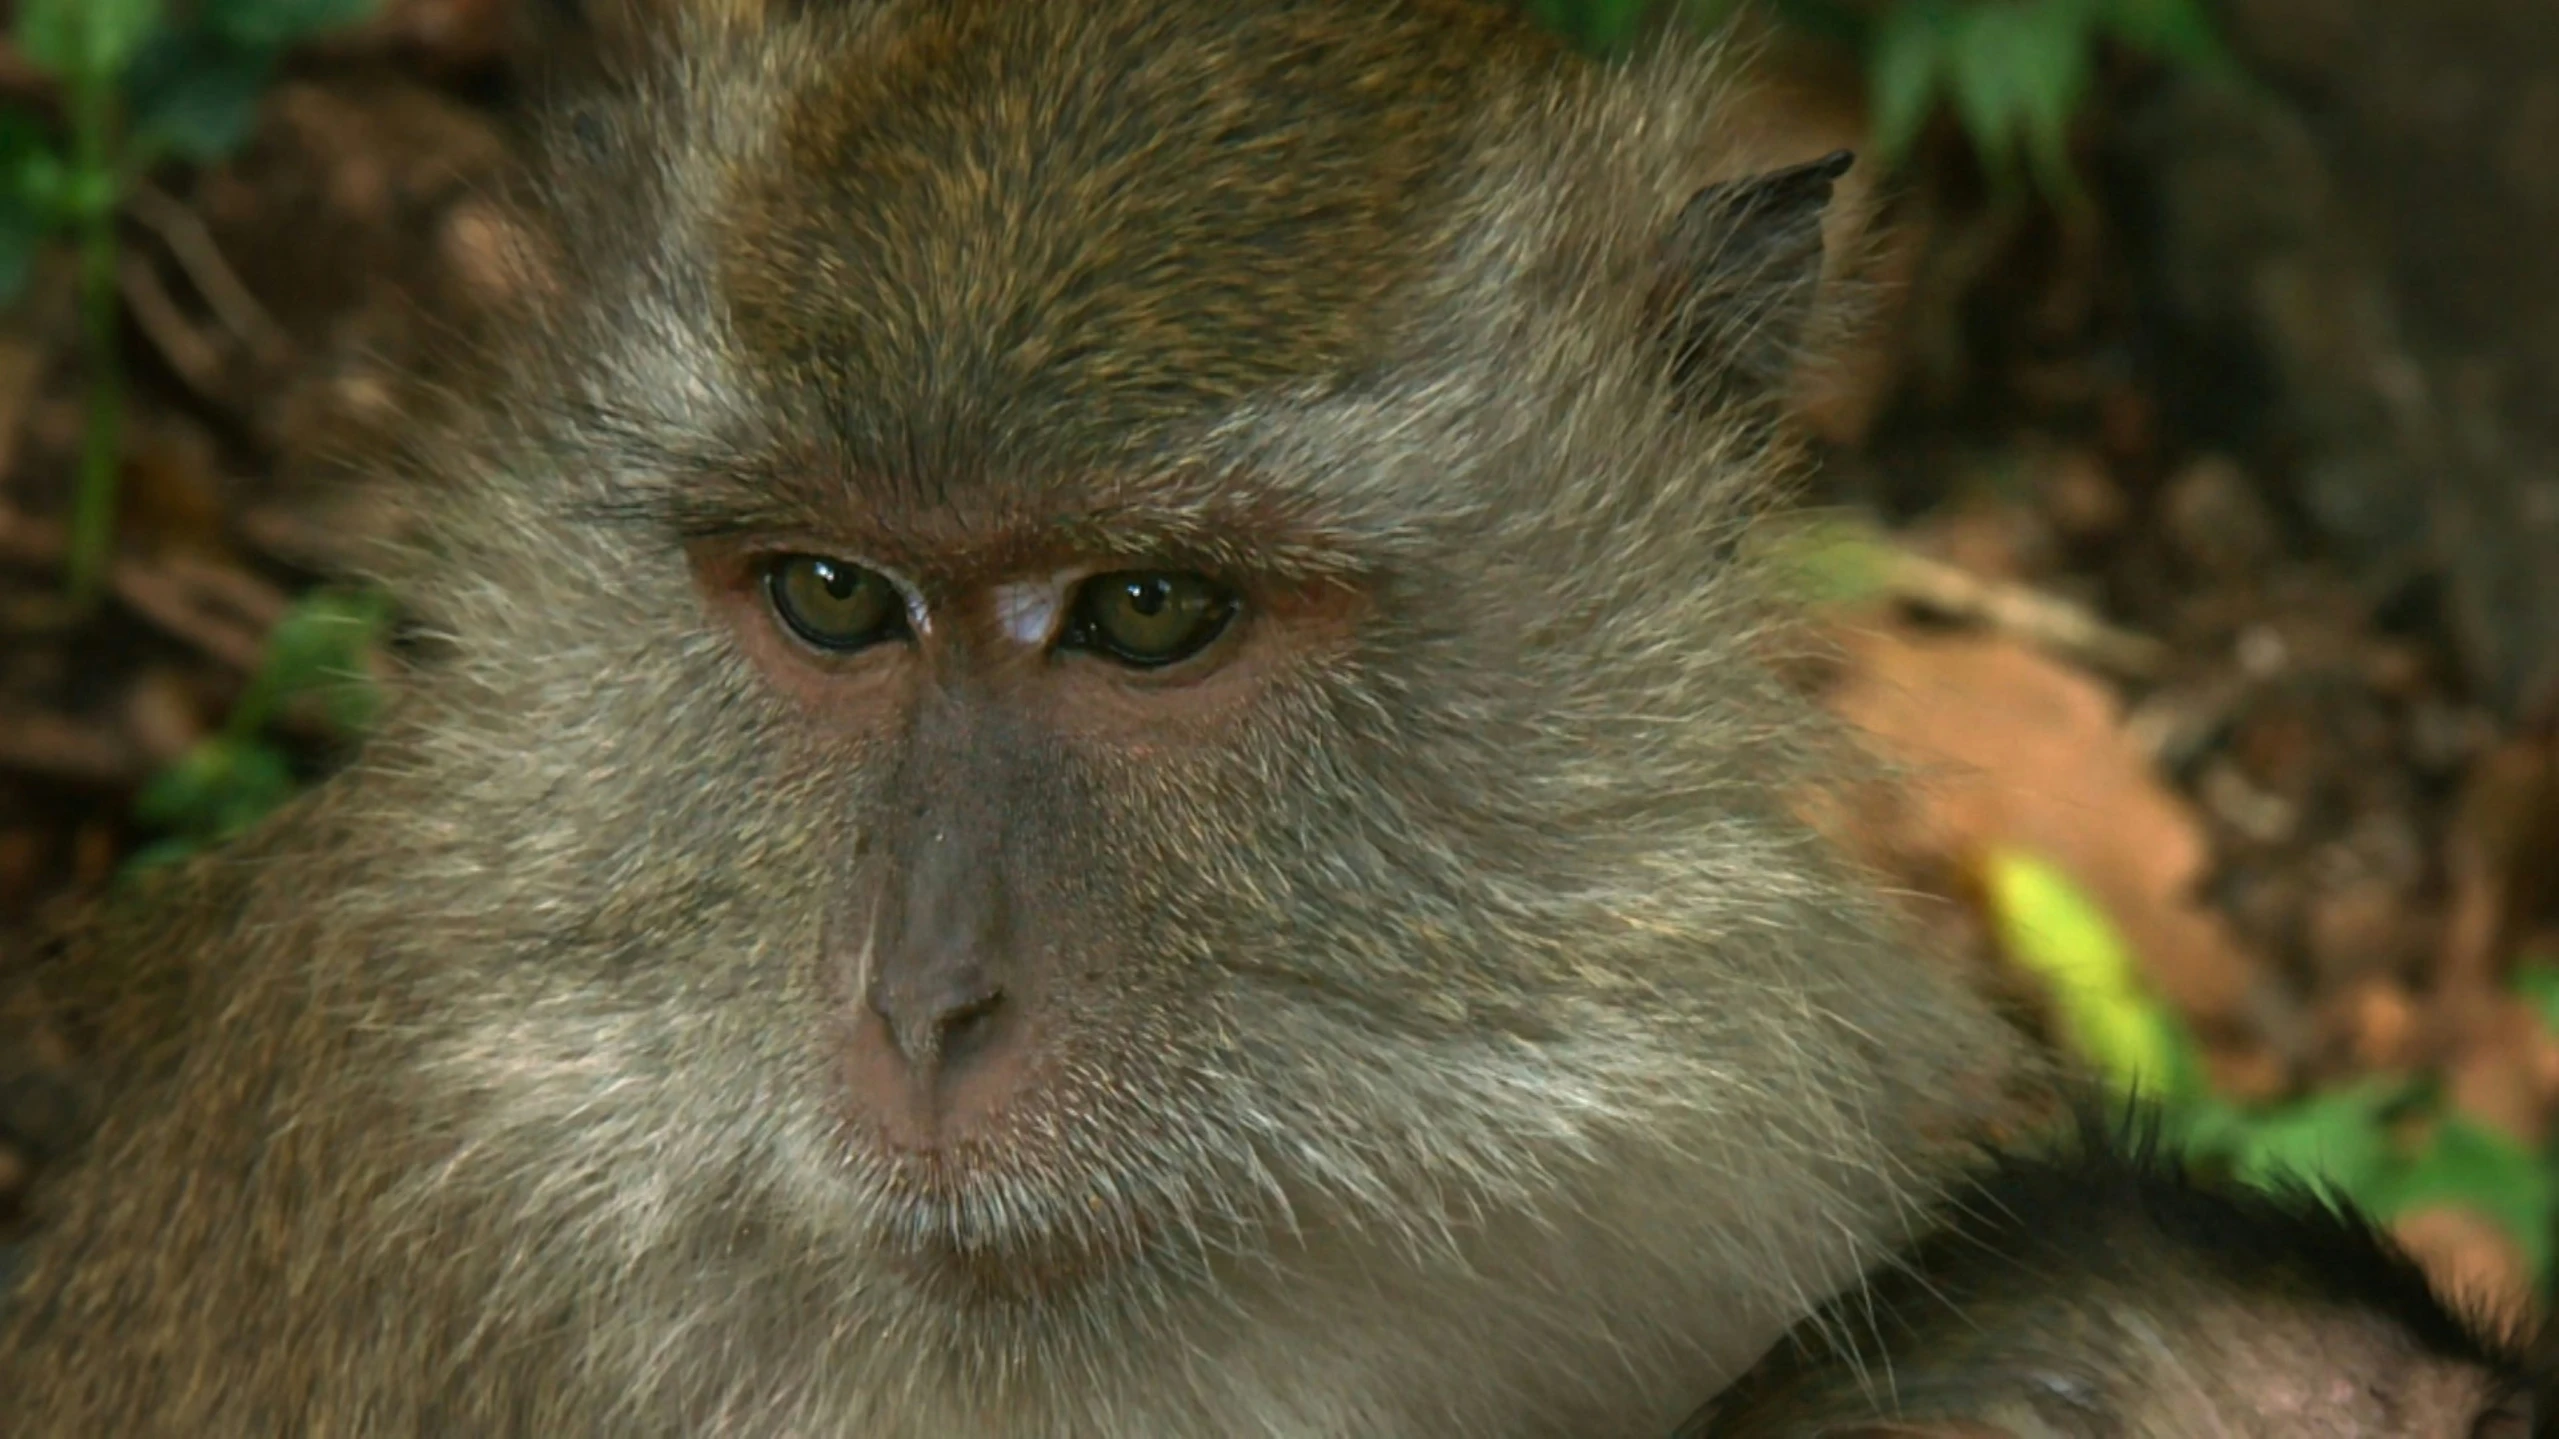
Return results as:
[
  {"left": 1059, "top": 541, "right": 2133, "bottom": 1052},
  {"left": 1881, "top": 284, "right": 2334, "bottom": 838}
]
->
[
  {"left": 1064, "top": 571, "right": 1238, "bottom": 668},
  {"left": 767, "top": 555, "right": 907, "bottom": 652}
]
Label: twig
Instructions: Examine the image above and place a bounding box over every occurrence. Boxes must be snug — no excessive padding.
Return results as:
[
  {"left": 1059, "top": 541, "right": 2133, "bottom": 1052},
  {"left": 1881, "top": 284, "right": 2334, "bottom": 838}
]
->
[
  {"left": 118, "top": 254, "right": 227, "bottom": 401},
  {"left": 64, "top": 51, "right": 121, "bottom": 611},
  {"left": 160, "top": 553, "right": 291, "bottom": 632},
  {"left": 238, "top": 503, "right": 362, "bottom": 571},
  {"left": 1880, "top": 548, "right": 2171, "bottom": 679},
  {"left": 0, "top": 45, "right": 50, "bottom": 101},
  {"left": 0, "top": 502, "right": 279, "bottom": 671},
  {"left": 0, "top": 501, "right": 63, "bottom": 569},
  {"left": 0, "top": 339, "right": 44, "bottom": 489},
  {"left": 124, "top": 183, "right": 294, "bottom": 368},
  {"left": 0, "top": 708, "right": 138, "bottom": 785},
  {"left": 110, "top": 565, "right": 269, "bottom": 672}
]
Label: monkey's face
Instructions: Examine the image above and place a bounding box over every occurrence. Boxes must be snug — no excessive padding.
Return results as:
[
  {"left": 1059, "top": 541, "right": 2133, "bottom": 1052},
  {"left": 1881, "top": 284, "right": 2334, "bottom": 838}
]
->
[
  {"left": 680, "top": 514, "right": 1383, "bottom": 1292},
  {"left": 400, "top": 0, "right": 1881, "bottom": 1319},
  {"left": 662, "top": 458, "right": 1744, "bottom": 1307}
]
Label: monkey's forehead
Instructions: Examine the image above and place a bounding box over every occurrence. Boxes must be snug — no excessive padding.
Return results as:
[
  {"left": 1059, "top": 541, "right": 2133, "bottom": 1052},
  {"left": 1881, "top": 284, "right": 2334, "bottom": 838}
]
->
[{"left": 705, "top": 0, "right": 1565, "bottom": 475}]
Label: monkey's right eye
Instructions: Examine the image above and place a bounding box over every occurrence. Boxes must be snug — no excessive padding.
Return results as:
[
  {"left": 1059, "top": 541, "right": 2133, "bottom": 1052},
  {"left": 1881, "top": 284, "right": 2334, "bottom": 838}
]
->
[{"left": 765, "top": 556, "right": 908, "bottom": 652}]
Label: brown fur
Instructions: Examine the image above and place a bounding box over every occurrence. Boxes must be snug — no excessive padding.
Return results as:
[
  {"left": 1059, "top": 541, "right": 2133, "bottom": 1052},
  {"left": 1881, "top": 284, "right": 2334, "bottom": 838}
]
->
[{"left": 0, "top": 2, "right": 2031, "bottom": 1433}]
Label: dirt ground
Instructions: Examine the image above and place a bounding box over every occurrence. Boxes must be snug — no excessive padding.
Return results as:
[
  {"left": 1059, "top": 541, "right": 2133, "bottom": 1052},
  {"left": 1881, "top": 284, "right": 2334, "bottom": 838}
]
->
[{"left": 3, "top": 0, "right": 2557, "bottom": 1316}]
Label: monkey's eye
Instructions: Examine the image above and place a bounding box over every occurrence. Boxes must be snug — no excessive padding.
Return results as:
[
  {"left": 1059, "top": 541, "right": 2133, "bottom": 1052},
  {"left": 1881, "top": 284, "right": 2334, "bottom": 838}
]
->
[
  {"left": 765, "top": 555, "right": 908, "bottom": 652},
  {"left": 1062, "top": 571, "right": 1238, "bottom": 668}
]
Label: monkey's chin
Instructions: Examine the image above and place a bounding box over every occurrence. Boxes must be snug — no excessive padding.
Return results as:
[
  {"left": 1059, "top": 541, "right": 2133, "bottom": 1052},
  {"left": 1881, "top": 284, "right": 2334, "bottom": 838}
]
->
[{"left": 863, "top": 1152, "right": 1166, "bottom": 1304}]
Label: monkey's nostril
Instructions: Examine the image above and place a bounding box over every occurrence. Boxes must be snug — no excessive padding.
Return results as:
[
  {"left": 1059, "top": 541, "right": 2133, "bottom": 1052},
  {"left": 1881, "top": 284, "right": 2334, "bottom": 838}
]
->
[
  {"left": 845, "top": 973, "right": 1029, "bottom": 1152},
  {"left": 935, "top": 988, "right": 1006, "bottom": 1070},
  {"left": 865, "top": 971, "right": 1009, "bottom": 1072}
]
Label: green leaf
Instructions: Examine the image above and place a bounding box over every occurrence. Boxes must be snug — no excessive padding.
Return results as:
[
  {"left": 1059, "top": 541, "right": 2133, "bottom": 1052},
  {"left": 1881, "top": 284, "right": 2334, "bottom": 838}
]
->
[
  {"left": 2001, "top": 0, "right": 2096, "bottom": 199},
  {"left": 1980, "top": 846, "right": 2203, "bottom": 1100},
  {"left": 1576, "top": 0, "right": 1655, "bottom": 52},
  {"left": 2097, "top": 0, "right": 2226, "bottom": 69},
  {"left": 1868, "top": 1, "right": 1949, "bottom": 170},
  {"left": 1746, "top": 510, "right": 1897, "bottom": 609},
  {"left": 126, "top": 29, "right": 276, "bottom": 165},
  {"left": 2513, "top": 961, "right": 2559, "bottom": 1038},
  {"left": 0, "top": 200, "right": 41, "bottom": 303},
  {"left": 0, "top": 111, "right": 67, "bottom": 207},
  {"left": 0, "top": 115, "right": 70, "bottom": 303},
  {"left": 135, "top": 736, "right": 300, "bottom": 842},
  {"left": 116, "top": 835, "right": 203, "bottom": 879},
  {"left": 2380, "top": 1117, "right": 2558, "bottom": 1284},
  {"left": 233, "top": 587, "right": 392, "bottom": 738},
  {"left": 1756, "top": 0, "right": 1870, "bottom": 48},
  {"left": 128, "top": 591, "right": 384, "bottom": 846},
  {"left": 15, "top": 0, "right": 165, "bottom": 80},
  {"left": 2213, "top": 1080, "right": 2411, "bottom": 1212},
  {"left": 1948, "top": 0, "right": 2092, "bottom": 185},
  {"left": 1944, "top": 5, "right": 2018, "bottom": 179},
  {"left": 2156, "top": 1093, "right": 2257, "bottom": 1169},
  {"left": 203, "top": 0, "right": 380, "bottom": 49},
  {"left": 1520, "top": 0, "right": 1653, "bottom": 53}
]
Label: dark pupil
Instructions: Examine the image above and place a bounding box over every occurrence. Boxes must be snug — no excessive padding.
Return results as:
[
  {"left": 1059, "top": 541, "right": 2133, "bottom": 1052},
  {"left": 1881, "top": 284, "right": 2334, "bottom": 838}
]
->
[{"left": 1126, "top": 578, "right": 1170, "bottom": 616}]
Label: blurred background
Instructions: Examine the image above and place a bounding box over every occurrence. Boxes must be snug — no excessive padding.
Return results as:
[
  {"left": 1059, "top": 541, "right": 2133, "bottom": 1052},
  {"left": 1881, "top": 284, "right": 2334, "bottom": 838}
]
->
[{"left": 1, "top": 0, "right": 2555, "bottom": 1324}]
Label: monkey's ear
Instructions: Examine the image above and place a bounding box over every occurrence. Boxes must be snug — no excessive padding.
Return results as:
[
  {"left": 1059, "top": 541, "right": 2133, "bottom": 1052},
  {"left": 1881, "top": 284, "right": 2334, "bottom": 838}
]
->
[{"left": 1651, "top": 149, "right": 1854, "bottom": 412}]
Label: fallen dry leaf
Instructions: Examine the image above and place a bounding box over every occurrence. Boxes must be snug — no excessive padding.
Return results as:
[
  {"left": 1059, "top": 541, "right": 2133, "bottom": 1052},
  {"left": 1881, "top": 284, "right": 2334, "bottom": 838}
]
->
[
  {"left": 2336, "top": 976, "right": 2421, "bottom": 1071},
  {"left": 2441, "top": 732, "right": 2559, "bottom": 998},
  {"left": 2391, "top": 1204, "right": 2537, "bottom": 1342},
  {"left": 1823, "top": 620, "right": 2269, "bottom": 1034},
  {"left": 2444, "top": 996, "right": 2554, "bottom": 1148}
]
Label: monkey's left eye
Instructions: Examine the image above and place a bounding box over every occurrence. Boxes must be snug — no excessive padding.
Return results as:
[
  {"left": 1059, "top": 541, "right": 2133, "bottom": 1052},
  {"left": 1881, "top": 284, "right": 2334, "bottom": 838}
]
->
[
  {"left": 1061, "top": 571, "right": 1238, "bottom": 668},
  {"left": 765, "top": 555, "right": 908, "bottom": 652}
]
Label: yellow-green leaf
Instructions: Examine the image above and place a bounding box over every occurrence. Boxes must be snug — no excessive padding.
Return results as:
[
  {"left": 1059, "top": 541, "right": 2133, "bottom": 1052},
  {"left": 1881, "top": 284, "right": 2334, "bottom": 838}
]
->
[
  {"left": 1980, "top": 845, "right": 2196, "bottom": 1096},
  {"left": 1745, "top": 509, "right": 1897, "bottom": 609}
]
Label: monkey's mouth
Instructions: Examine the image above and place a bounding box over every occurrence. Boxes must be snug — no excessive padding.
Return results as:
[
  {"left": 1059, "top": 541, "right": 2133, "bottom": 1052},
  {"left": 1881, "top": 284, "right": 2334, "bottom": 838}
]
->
[
  {"left": 831, "top": 1073, "right": 1261, "bottom": 1304},
  {"left": 857, "top": 1143, "right": 1179, "bottom": 1300}
]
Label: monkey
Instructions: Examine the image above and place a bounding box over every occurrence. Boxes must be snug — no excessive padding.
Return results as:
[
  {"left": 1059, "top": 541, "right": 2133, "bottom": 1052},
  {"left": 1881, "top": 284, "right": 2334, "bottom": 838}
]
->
[
  {"left": 1681, "top": 1113, "right": 2540, "bottom": 1439},
  {"left": 0, "top": 0, "right": 2044, "bottom": 1433}
]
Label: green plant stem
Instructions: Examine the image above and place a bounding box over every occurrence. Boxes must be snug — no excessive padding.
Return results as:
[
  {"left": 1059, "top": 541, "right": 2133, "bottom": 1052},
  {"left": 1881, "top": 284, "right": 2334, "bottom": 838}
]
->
[{"left": 65, "top": 63, "right": 124, "bottom": 613}]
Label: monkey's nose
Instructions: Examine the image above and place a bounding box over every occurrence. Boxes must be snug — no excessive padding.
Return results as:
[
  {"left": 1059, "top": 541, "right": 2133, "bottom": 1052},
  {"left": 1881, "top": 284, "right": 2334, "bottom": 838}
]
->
[{"left": 865, "top": 967, "right": 1008, "bottom": 1074}]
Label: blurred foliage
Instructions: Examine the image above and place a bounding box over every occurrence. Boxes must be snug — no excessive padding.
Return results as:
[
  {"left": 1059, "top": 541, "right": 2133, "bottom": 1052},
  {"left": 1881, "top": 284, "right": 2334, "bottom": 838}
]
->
[
  {"left": 4, "top": 0, "right": 380, "bottom": 605},
  {"left": 1526, "top": 0, "right": 2229, "bottom": 202},
  {"left": 124, "top": 587, "right": 392, "bottom": 874},
  {"left": 1743, "top": 507, "right": 1898, "bottom": 607},
  {"left": 1575, "top": 0, "right": 2558, "bottom": 1297},
  {"left": 1854, "top": 0, "right": 2224, "bottom": 198},
  {"left": 1759, "top": 510, "right": 2557, "bottom": 1292},
  {"left": 1520, "top": 0, "right": 1660, "bottom": 52},
  {"left": 1988, "top": 850, "right": 2559, "bottom": 1295}
]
